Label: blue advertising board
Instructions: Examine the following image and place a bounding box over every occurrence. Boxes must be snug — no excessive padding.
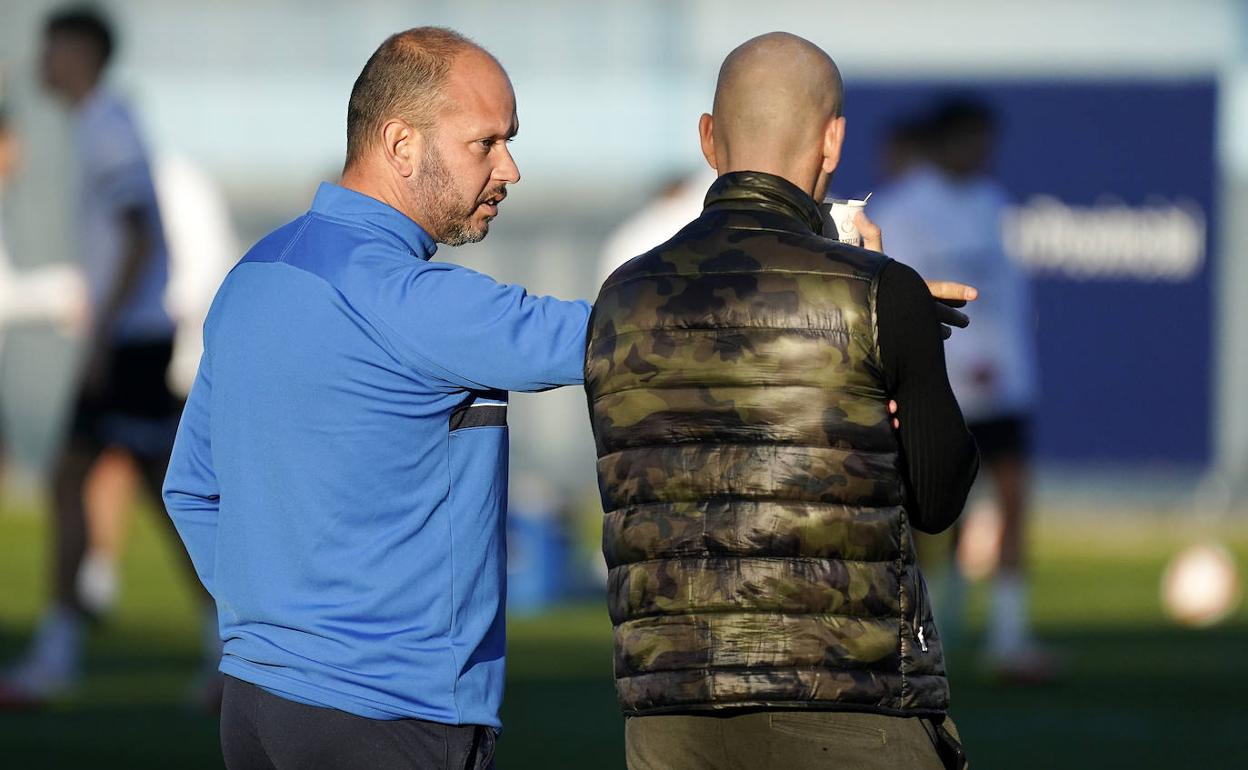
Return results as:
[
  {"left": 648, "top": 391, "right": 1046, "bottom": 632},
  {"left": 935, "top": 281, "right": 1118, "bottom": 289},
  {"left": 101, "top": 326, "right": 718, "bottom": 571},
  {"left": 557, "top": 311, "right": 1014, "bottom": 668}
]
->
[{"left": 833, "top": 80, "right": 1217, "bottom": 467}]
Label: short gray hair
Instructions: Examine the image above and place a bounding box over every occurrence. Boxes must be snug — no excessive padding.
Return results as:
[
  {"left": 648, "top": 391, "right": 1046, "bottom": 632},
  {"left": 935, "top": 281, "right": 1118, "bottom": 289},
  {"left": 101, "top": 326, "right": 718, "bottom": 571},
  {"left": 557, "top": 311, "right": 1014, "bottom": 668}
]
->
[{"left": 344, "top": 27, "right": 484, "bottom": 168}]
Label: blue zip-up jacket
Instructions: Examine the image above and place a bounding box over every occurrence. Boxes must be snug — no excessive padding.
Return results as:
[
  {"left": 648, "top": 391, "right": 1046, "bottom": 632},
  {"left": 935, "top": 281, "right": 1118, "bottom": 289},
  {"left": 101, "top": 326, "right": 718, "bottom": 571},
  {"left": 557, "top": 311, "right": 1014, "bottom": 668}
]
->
[{"left": 162, "top": 183, "right": 590, "bottom": 727}]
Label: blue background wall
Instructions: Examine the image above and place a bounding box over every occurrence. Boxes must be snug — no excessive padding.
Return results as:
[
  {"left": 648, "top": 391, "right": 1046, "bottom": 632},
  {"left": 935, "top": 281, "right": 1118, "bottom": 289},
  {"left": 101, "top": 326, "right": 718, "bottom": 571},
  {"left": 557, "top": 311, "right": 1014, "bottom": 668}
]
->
[{"left": 834, "top": 80, "right": 1218, "bottom": 467}]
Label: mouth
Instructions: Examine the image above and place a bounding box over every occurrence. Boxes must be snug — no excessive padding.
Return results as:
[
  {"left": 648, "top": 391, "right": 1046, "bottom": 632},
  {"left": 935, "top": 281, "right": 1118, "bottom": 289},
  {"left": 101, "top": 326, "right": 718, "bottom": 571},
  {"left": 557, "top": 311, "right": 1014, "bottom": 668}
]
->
[{"left": 477, "top": 191, "right": 506, "bottom": 215}]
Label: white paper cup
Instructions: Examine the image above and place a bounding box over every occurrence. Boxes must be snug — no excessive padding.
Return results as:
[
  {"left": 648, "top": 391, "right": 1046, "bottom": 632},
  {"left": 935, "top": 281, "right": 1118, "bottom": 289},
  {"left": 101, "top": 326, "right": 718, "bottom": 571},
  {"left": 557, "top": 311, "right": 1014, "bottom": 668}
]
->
[{"left": 821, "top": 198, "right": 868, "bottom": 246}]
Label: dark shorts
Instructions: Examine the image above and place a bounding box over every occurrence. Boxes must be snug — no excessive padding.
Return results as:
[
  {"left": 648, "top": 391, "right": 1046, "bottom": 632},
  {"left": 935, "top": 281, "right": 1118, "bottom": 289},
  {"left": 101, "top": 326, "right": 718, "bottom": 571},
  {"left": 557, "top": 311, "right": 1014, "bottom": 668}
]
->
[
  {"left": 967, "top": 414, "right": 1031, "bottom": 464},
  {"left": 68, "top": 340, "right": 182, "bottom": 457},
  {"left": 220, "top": 676, "right": 497, "bottom": 770}
]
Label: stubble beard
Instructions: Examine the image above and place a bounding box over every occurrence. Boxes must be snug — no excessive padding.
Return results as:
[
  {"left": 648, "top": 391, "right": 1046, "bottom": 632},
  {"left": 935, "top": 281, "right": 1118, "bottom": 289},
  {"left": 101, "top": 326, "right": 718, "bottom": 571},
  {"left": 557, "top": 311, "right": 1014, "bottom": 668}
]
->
[{"left": 415, "top": 143, "right": 497, "bottom": 247}]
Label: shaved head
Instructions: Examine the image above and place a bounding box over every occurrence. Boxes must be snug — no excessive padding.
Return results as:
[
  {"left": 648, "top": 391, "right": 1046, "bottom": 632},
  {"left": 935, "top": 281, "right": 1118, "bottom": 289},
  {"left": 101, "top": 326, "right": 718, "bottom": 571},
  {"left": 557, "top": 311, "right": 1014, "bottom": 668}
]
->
[{"left": 700, "top": 32, "right": 846, "bottom": 199}]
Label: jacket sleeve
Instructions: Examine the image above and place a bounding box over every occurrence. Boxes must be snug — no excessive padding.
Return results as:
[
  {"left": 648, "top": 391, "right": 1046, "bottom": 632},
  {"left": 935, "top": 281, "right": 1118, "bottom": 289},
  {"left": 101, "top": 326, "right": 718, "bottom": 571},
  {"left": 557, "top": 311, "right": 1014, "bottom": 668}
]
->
[
  {"left": 371, "top": 261, "right": 592, "bottom": 393},
  {"left": 876, "top": 260, "right": 980, "bottom": 534},
  {"left": 162, "top": 350, "right": 220, "bottom": 594}
]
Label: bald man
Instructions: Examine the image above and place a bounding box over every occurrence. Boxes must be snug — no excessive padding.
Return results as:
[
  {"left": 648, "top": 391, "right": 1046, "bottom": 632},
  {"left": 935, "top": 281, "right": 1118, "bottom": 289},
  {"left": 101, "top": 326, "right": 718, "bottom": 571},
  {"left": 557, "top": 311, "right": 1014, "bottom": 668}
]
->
[
  {"left": 585, "top": 33, "right": 978, "bottom": 770},
  {"left": 163, "top": 29, "right": 588, "bottom": 769}
]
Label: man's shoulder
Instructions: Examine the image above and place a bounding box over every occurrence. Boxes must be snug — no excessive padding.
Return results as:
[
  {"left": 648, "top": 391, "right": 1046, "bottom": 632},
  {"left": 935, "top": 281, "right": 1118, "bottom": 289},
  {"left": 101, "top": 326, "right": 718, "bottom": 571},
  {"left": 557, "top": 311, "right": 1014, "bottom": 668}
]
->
[
  {"left": 78, "top": 90, "right": 144, "bottom": 158},
  {"left": 606, "top": 218, "right": 889, "bottom": 286},
  {"left": 237, "top": 212, "right": 505, "bottom": 319},
  {"left": 79, "top": 88, "right": 132, "bottom": 128},
  {"left": 590, "top": 223, "right": 892, "bottom": 346},
  {"left": 238, "top": 214, "right": 321, "bottom": 267},
  {"left": 241, "top": 212, "right": 421, "bottom": 270}
]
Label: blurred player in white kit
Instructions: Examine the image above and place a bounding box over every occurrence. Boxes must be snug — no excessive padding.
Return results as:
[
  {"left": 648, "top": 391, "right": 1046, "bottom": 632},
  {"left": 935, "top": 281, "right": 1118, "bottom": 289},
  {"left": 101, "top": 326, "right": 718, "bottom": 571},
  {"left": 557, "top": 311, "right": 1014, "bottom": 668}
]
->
[
  {"left": 872, "top": 97, "right": 1054, "bottom": 681},
  {"left": 597, "top": 168, "right": 717, "bottom": 284},
  {"left": 1, "top": 7, "right": 234, "bottom": 709},
  {"left": 0, "top": 109, "right": 88, "bottom": 471},
  {"left": 1, "top": 109, "right": 234, "bottom": 607},
  {"left": 72, "top": 152, "right": 237, "bottom": 641}
]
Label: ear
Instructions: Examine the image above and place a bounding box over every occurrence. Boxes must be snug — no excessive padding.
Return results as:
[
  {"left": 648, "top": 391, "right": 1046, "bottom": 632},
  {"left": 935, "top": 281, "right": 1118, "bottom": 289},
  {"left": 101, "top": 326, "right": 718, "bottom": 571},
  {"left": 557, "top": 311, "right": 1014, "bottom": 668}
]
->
[
  {"left": 698, "top": 113, "right": 717, "bottom": 172},
  {"left": 821, "top": 115, "right": 846, "bottom": 175},
  {"left": 381, "top": 118, "right": 421, "bottom": 178}
]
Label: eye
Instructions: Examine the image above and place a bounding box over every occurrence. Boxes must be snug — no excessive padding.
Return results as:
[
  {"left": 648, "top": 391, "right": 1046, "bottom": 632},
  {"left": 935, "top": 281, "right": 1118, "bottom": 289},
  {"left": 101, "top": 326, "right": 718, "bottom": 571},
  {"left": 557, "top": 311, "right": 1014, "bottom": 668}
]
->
[{"left": 478, "top": 139, "right": 494, "bottom": 151}]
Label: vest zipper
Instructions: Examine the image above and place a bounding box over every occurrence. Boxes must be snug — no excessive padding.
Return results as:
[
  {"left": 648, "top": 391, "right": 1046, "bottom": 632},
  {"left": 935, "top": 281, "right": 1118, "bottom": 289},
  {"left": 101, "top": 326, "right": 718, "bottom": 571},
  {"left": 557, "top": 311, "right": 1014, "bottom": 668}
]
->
[{"left": 914, "top": 569, "right": 930, "bottom": 653}]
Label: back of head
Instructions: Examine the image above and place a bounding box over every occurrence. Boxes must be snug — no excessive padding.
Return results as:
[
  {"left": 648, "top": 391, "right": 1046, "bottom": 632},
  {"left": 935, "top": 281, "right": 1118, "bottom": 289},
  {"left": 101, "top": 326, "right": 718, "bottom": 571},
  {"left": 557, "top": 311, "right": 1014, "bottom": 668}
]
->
[
  {"left": 703, "top": 32, "right": 844, "bottom": 198},
  {"left": 881, "top": 114, "right": 933, "bottom": 181},
  {"left": 44, "top": 5, "right": 114, "bottom": 71},
  {"left": 344, "top": 27, "right": 482, "bottom": 169},
  {"left": 926, "top": 95, "right": 997, "bottom": 178}
]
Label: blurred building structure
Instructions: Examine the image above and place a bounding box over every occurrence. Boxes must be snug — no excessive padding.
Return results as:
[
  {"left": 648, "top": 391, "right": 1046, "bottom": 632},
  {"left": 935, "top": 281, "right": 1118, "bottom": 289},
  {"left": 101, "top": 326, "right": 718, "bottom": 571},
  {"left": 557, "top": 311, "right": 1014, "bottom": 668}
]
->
[{"left": 0, "top": 0, "right": 1244, "bottom": 510}]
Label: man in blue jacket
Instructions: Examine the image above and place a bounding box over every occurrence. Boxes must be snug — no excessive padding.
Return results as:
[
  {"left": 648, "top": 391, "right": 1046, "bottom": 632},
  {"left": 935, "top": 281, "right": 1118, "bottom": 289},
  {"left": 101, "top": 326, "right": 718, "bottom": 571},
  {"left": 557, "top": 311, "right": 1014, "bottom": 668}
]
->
[{"left": 162, "top": 28, "right": 588, "bottom": 769}]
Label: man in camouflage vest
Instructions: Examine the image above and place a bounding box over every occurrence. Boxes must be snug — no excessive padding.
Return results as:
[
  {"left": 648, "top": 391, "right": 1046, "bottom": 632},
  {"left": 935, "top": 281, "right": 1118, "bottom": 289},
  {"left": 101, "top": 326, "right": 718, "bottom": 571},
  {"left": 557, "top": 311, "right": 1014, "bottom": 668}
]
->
[{"left": 585, "top": 32, "right": 980, "bottom": 770}]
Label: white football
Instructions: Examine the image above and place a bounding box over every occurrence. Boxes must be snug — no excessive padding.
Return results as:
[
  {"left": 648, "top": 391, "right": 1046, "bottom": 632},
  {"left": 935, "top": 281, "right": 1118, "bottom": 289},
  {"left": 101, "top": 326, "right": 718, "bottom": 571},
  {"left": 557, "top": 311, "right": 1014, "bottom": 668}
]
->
[{"left": 1161, "top": 542, "right": 1242, "bottom": 628}]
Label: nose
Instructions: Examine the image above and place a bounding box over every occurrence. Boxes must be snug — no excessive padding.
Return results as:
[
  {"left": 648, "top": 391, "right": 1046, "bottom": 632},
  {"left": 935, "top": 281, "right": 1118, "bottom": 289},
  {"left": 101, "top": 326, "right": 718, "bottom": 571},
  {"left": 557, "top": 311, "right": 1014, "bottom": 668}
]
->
[{"left": 496, "top": 145, "right": 520, "bottom": 185}]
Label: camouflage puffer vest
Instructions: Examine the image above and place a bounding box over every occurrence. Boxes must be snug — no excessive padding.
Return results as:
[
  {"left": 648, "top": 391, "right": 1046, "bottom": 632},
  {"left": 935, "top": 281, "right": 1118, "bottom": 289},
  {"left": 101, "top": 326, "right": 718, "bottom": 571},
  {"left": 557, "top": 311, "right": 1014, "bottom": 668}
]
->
[{"left": 585, "top": 171, "right": 948, "bottom": 718}]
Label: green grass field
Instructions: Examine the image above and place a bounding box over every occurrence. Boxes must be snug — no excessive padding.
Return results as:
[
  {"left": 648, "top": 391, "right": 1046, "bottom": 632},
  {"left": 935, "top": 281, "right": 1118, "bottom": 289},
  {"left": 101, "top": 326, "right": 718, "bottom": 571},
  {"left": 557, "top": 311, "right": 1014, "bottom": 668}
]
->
[{"left": 1, "top": 499, "right": 1246, "bottom": 769}]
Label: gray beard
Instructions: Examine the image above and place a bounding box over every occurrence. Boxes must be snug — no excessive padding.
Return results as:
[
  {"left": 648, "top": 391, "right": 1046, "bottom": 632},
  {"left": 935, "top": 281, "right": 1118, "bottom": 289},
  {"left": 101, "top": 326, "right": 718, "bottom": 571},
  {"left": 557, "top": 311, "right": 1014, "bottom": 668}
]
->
[{"left": 415, "top": 145, "right": 487, "bottom": 247}]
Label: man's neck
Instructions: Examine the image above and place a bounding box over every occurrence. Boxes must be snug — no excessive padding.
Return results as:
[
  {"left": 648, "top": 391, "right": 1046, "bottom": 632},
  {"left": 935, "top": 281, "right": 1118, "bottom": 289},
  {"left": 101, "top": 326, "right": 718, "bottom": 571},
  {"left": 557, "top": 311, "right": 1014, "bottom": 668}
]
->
[
  {"left": 339, "top": 165, "right": 438, "bottom": 238},
  {"left": 341, "top": 167, "right": 402, "bottom": 213},
  {"left": 718, "top": 160, "right": 818, "bottom": 200},
  {"left": 67, "top": 77, "right": 102, "bottom": 109}
]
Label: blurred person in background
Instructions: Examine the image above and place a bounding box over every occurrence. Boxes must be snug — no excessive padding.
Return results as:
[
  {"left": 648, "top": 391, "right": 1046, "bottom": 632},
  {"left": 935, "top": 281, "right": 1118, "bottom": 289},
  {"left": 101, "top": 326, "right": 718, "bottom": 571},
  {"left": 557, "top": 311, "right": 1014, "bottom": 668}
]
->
[
  {"left": 586, "top": 32, "right": 977, "bottom": 770},
  {"left": 74, "top": 153, "right": 239, "bottom": 651},
  {"left": 879, "top": 114, "right": 932, "bottom": 184},
  {"left": 0, "top": 109, "right": 88, "bottom": 474},
  {"left": 597, "top": 167, "right": 716, "bottom": 285},
  {"left": 163, "top": 27, "right": 590, "bottom": 769},
  {"left": 0, "top": 6, "right": 220, "bottom": 708},
  {"left": 871, "top": 97, "right": 1051, "bottom": 682}
]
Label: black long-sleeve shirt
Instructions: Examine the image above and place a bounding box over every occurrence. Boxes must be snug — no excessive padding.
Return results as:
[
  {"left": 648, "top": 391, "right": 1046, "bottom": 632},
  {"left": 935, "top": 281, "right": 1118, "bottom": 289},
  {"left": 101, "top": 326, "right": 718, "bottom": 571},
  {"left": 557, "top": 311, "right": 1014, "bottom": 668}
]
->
[{"left": 876, "top": 260, "right": 980, "bottom": 533}]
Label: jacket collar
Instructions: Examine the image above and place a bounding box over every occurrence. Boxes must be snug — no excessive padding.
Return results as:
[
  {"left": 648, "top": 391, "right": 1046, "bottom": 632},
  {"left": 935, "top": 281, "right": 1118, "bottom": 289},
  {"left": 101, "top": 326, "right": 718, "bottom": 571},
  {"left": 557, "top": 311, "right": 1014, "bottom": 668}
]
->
[
  {"left": 310, "top": 182, "right": 438, "bottom": 260},
  {"left": 702, "top": 171, "right": 825, "bottom": 235}
]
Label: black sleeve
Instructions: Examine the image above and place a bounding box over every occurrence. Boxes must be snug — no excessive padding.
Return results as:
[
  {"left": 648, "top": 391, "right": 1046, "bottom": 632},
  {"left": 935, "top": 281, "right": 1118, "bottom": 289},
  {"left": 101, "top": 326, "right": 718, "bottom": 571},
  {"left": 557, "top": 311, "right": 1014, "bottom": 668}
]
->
[{"left": 876, "top": 260, "right": 980, "bottom": 534}]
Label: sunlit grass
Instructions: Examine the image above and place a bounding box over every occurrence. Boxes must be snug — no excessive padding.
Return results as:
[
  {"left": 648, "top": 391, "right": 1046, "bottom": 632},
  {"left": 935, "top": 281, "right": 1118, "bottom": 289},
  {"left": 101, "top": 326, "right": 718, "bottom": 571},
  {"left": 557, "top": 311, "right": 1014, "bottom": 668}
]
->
[{"left": 2, "top": 498, "right": 1245, "bottom": 768}]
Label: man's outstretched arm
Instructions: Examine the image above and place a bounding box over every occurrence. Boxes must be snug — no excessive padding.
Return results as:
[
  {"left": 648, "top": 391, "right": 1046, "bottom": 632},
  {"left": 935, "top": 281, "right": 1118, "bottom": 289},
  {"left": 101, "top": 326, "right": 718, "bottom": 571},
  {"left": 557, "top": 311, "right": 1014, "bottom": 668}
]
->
[{"left": 372, "top": 262, "right": 591, "bottom": 393}]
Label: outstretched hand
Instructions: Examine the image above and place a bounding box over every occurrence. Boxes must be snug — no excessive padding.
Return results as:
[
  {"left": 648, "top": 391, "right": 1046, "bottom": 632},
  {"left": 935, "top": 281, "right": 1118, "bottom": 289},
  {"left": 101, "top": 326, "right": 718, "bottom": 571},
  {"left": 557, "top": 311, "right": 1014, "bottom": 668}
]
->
[
  {"left": 925, "top": 281, "right": 978, "bottom": 339},
  {"left": 853, "top": 210, "right": 979, "bottom": 339}
]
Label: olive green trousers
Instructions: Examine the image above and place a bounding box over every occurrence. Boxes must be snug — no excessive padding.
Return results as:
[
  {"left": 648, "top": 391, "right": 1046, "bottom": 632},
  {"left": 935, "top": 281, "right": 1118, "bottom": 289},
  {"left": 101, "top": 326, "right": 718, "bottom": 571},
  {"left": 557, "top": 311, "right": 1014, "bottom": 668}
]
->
[{"left": 625, "top": 710, "right": 965, "bottom": 770}]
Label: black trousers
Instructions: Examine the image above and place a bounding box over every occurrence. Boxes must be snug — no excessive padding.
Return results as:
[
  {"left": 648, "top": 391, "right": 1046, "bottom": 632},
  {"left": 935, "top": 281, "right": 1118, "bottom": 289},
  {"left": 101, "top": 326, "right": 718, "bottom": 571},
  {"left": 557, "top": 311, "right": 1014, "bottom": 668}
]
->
[{"left": 220, "top": 676, "right": 497, "bottom": 770}]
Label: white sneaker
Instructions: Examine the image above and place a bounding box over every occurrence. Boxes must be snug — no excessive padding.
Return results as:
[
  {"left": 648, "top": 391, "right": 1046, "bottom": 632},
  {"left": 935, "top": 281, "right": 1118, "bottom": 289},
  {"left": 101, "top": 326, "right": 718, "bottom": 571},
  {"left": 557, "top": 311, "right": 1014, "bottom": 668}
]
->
[{"left": 76, "top": 551, "right": 120, "bottom": 618}]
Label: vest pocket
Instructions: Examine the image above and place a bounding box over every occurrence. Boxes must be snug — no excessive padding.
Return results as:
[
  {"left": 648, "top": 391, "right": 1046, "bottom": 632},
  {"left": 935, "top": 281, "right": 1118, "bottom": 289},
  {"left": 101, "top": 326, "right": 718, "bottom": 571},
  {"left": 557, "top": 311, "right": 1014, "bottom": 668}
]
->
[{"left": 914, "top": 569, "right": 930, "bottom": 653}]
